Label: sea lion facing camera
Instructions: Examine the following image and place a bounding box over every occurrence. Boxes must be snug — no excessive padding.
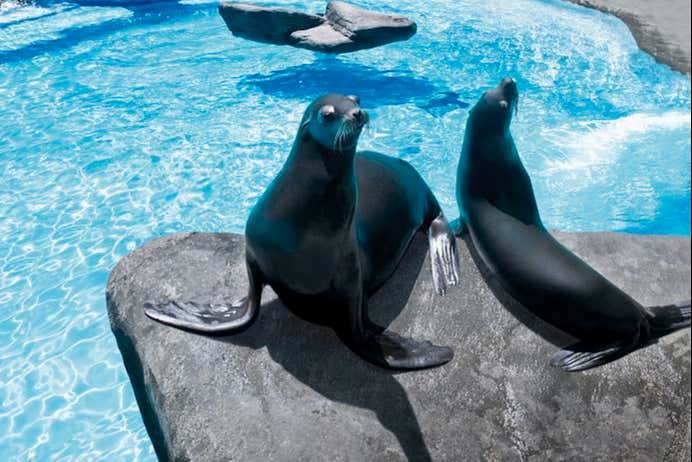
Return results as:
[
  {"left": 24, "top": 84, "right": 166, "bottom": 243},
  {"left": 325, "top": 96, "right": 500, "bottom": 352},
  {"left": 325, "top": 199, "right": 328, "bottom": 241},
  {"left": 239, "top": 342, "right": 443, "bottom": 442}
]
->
[
  {"left": 455, "top": 78, "right": 691, "bottom": 372},
  {"left": 145, "top": 93, "right": 460, "bottom": 370}
]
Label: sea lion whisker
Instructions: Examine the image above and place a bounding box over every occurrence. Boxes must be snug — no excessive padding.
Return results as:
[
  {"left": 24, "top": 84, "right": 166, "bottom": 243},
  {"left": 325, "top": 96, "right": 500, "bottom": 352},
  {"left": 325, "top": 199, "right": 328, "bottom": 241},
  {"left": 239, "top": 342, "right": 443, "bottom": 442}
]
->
[
  {"left": 338, "top": 124, "right": 347, "bottom": 151},
  {"left": 340, "top": 121, "right": 357, "bottom": 151},
  {"left": 514, "top": 95, "right": 519, "bottom": 115},
  {"left": 344, "top": 122, "right": 357, "bottom": 144},
  {"left": 334, "top": 123, "right": 344, "bottom": 151},
  {"left": 348, "top": 121, "right": 356, "bottom": 131}
]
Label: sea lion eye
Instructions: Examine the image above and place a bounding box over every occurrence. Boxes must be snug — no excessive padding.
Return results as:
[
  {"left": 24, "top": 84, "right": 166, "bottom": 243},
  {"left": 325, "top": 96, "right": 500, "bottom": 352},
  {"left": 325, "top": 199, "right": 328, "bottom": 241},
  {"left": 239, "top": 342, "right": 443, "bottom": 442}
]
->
[
  {"left": 319, "top": 105, "right": 337, "bottom": 122},
  {"left": 499, "top": 100, "right": 509, "bottom": 109},
  {"left": 347, "top": 95, "right": 360, "bottom": 105}
]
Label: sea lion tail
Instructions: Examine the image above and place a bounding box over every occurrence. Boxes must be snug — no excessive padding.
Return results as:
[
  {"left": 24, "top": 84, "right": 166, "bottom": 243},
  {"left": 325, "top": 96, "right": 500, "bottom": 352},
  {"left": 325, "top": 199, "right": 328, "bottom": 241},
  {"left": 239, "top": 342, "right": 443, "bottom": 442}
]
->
[
  {"left": 647, "top": 301, "right": 691, "bottom": 339},
  {"left": 428, "top": 213, "right": 460, "bottom": 295},
  {"left": 551, "top": 303, "right": 691, "bottom": 372}
]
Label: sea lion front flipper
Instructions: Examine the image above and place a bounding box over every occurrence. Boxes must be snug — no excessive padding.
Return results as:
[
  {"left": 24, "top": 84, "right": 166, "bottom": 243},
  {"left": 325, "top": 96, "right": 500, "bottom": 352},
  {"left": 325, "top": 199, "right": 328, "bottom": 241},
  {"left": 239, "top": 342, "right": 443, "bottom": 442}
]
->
[
  {"left": 340, "top": 266, "right": 454, "bottom": 370},
  {"left": 550, "top": 341, "right": 635, "bottom": 372},
  {"left": 144, "top": 257, "right": 264, "bottom": 334},
  {"left": 346, "top": 319, "right": 454, "bottom": 370},
  {"left": 428, "top": 213, "right": 460, "bottom": 295},
  {"left": 368, "top": 327, "right": 455, "bottom": 370},
  {"left": 143, "top": 298, "right": 256, "bottom": 333}
]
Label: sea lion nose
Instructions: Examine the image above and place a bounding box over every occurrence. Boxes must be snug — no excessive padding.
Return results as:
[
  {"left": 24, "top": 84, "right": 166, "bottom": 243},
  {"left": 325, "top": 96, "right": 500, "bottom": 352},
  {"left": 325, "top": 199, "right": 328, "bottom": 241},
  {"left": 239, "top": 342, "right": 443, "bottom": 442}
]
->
[
  {"left": 349, "top": 108, "right": 367, "bottom": 124},
  {"left": 501, "top": 77, "right": 518, "bottom": 100},
  {"left": 501, "top": 77, "right": 516, "bottom": 91}
]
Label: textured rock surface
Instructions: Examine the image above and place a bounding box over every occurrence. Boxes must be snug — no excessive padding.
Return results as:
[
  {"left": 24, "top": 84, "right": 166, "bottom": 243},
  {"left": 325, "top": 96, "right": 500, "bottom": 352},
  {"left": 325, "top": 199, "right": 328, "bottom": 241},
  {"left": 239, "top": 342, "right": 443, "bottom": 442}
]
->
[
  {"left": 566, "top": 0, "right": 691, "bottom": 74},
  {"left": 107, "top": 232, "right": 691, "bottom": 462},
  {"left": 324, "top": 1, "right": 416, "bottom": 45},
  {"left": 291, "top": 23, "right": 355, "bottom": 53},
  {"left": 218, "top": 1, "right": 416, "bottom": 54},
  {"left": 218, "top": 3, "right": 325, "bottom": 45}
]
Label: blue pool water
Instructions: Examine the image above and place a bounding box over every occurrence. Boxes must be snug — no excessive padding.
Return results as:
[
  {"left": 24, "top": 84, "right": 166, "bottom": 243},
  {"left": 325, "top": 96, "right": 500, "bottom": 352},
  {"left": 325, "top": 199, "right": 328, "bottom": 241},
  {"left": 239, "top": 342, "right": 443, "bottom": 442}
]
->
[{"left": 0, "top": 0, "right": 690, "bottom": 460}]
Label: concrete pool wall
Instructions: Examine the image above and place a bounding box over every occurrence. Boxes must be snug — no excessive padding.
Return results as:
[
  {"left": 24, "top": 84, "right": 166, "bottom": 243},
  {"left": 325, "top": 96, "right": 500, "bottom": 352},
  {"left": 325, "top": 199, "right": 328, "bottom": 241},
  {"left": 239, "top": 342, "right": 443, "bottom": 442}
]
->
[{"left": 566, "top": 0, "right": 691, "bottom": 74}]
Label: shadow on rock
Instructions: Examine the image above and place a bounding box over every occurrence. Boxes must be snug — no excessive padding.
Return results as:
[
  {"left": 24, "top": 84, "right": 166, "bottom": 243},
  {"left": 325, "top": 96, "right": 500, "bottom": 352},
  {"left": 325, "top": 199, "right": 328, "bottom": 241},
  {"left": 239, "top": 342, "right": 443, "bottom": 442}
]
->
[{"left": 214, "top": 234, "right": 434, "bottom": 462}]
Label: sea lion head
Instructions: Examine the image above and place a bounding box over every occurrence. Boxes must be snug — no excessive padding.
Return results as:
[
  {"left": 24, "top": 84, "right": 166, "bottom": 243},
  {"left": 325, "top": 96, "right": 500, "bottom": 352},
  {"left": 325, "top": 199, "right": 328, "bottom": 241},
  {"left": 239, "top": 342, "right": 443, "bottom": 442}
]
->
[
  {"left": 468, "top": 77, "right": 518, "bottom": 136},
  {"left": 300, "top": 93, "right": 369, "bottom": 153}
]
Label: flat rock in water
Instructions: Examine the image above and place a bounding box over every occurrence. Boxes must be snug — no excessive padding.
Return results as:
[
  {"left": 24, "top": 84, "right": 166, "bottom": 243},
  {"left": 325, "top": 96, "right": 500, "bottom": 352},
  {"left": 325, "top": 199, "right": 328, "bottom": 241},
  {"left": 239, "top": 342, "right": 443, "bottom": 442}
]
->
[
  {"left": 217, "top": 3, "right": 325, "bottom": 45},
  {"left": 218, "top": 1, "right": 417, "bottom": 53},
  {"left": 325, "top": 1, "right": 417, "bottom": 44},
  {"left": 291, "top": 23, "right": 356, "bottom": 53},
  {"left": 107, "top": 232, "right": 691, "bottom": 461}
]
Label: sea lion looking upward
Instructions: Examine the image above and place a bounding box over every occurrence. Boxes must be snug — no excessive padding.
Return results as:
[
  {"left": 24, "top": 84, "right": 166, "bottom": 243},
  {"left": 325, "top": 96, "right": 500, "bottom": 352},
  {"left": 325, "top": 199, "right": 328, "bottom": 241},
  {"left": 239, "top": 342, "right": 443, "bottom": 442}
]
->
[
  {"left": 146, "top": 93, "right": 460, "bottom": 370},
  {"left": 455, "top": 78, "right": 691, "bottom": 372}
]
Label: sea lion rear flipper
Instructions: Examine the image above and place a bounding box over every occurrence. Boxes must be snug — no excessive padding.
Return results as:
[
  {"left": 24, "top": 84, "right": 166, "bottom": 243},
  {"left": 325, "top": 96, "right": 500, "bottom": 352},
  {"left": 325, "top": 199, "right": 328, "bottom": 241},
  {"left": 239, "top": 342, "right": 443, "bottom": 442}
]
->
[
  {"left": 550, "top": 342, "right": 635, "bottom": 372},
  {"left": 648, "top": 301, "right": 691, "bottom": 338},
  {"left": 144, "top": 258, "right": 263, "bottom": 334},
  {"left": 428, "top": 213, "right": 460, "bottom": 295}
]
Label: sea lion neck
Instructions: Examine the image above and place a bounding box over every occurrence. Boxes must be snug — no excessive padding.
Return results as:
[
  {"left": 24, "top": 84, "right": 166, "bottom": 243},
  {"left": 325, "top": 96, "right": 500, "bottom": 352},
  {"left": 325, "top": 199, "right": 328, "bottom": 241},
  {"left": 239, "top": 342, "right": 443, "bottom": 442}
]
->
[
  {"left": 287, "top": 130, "right": 357, "bottom": 181},
  {"left": 463, "top": 123, "right": 516, "bottom": 167}
]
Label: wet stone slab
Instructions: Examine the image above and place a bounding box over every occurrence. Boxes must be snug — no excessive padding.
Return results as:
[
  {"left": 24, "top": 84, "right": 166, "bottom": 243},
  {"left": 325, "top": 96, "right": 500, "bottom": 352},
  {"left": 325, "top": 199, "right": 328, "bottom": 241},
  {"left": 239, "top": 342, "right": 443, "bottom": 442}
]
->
[
  {"left": 218, "top": 1, "right": 416, "bottom": 54},
  {"left": 107, "top": 231, "right": 691, "bottom": 462},
  {"left": 566, "top": 0, "right": 691, "bottom": 74}
]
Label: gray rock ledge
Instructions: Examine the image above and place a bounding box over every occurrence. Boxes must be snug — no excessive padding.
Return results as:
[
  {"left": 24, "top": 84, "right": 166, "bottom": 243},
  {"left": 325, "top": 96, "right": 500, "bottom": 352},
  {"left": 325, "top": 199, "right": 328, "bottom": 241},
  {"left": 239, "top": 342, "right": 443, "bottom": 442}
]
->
[
  {"left": 107, "top": 231, "right": 691, "bottom": 462},
  {"left": 566, "top": 0, "right": 691, "bottom": 74},
  {"left": 218, "top": 1, "right": 416, "bottom": 54}
]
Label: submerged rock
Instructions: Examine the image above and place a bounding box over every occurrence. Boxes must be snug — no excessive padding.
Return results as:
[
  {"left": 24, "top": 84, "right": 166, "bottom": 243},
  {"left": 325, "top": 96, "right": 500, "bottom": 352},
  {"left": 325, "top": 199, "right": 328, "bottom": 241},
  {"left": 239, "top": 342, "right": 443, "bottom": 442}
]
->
[
  {"left": 218, "top": 1, "right": 416, "bottom": 53},
  {"left": 107, "top": 232, "right": 691, "bottom": 461}
]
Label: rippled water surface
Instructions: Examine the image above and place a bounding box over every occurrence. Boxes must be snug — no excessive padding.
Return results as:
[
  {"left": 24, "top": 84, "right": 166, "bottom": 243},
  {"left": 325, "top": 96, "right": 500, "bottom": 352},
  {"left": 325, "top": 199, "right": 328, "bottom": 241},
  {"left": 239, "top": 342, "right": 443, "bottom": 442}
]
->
[{"left": 1, "top": 0, "right": 690, "bottom": 459}]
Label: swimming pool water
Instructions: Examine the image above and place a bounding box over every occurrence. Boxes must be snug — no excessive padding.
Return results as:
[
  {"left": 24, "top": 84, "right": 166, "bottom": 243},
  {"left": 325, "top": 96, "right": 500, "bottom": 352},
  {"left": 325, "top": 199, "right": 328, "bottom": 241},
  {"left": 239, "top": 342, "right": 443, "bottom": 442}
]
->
[{"left": 0, "top": 0, "right": 690, "bottom": 460}]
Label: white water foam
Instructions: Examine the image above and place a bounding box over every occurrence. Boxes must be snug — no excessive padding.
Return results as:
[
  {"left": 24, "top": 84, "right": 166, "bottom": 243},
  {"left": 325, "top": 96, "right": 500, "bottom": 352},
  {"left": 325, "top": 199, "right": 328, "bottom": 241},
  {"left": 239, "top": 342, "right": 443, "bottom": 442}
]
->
[
  {"left": 0, "top": 5, "right": 132, "bottom": 52},
  {"left": 542, "top": 110, "right": 691, "bottom": 171},
  {"left": 0, "top": 2, "right": 58, "bottom": 25}
]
